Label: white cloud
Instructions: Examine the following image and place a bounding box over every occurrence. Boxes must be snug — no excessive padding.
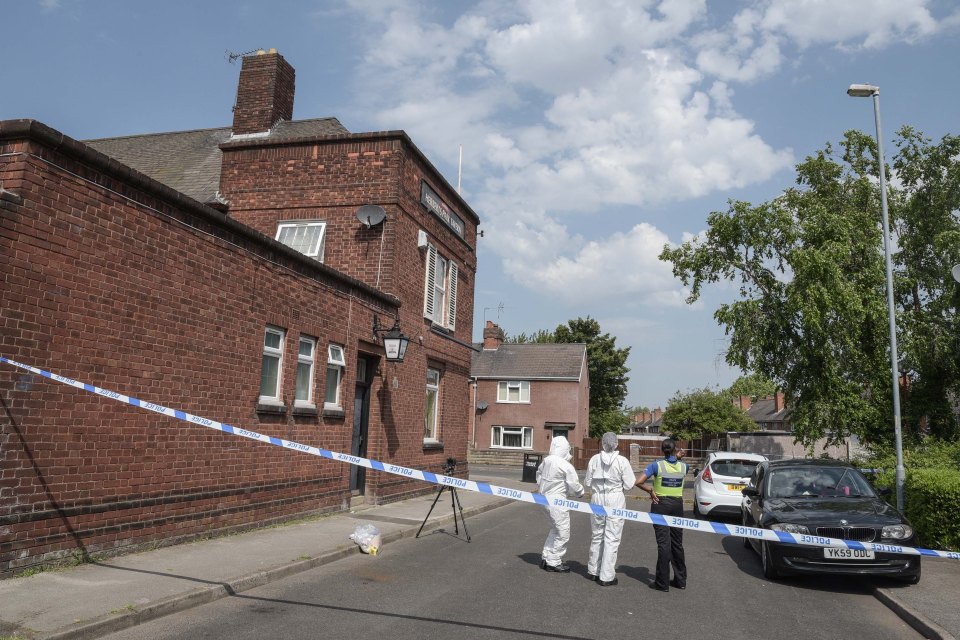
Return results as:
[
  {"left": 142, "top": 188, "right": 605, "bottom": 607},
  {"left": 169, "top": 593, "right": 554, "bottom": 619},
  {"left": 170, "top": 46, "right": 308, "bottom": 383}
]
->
[
  {"left": 694, "top": 0, "right": 943, "bottom": 83},
  {"left": 39, "top": 0, "right": 61, "bottom": 11},
  {"left": 343, "top": 1, "right": 949, "bottom": 309}
]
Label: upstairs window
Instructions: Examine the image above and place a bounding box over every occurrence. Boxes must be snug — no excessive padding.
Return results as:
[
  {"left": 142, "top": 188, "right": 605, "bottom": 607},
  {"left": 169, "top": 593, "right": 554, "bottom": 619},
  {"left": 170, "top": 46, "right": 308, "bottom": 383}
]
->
[
  {"left": 276, "top": 221, "right": 327, "bottom": 261},
  {"left": 497, "top": 380, "right": 530, "bottom": 403},
  {"left": 423, "top": 244, "right": 458, "bottom": 330}
]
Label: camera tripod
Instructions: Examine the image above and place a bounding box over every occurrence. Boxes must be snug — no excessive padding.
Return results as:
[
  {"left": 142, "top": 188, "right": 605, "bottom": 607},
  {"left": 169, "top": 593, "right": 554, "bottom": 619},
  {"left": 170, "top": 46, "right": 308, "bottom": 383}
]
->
[{"left": 416, "top": 483, "right": 471, "bottom": 542}]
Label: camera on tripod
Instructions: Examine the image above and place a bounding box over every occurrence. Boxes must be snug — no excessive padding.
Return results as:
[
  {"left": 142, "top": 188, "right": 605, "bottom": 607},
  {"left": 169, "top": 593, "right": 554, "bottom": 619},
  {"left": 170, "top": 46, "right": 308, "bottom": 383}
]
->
[{"left": 443, "top": 457, "right": 457, "bottom": 474}]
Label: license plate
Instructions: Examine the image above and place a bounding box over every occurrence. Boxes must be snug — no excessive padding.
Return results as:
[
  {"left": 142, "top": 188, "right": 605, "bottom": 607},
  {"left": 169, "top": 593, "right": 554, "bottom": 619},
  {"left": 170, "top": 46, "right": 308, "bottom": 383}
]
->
[
  {"left": 824, "top": 548, "right": 875, "bottom": 560},
  {"left": 726, "top": 484, "right": 746, "bottom": 491}
]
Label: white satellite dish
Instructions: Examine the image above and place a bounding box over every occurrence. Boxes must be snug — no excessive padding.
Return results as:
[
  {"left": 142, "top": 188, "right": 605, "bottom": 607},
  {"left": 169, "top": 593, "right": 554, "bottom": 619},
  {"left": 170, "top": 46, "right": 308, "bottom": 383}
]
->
[
  {"left": 356, "top": 205, "right": 386, "bottom": 228},
  {"left": 952, "top": 264, "right": 960, "bottom": 284}
]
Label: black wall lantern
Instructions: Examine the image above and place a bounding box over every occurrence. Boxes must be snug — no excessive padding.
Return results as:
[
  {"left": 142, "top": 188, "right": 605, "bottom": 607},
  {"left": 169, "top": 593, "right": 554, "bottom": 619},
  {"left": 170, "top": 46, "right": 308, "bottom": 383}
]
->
[{"left": 373, "top": 315, "right": 410, "bottom": 363}]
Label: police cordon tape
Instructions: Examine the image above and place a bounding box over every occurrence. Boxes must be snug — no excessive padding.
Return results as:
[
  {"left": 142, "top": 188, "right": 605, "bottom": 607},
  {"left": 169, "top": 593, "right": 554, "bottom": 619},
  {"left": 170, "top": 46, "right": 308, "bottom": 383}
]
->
[{"left": 3, "top": 355, "right": 959, "bottom": 562}]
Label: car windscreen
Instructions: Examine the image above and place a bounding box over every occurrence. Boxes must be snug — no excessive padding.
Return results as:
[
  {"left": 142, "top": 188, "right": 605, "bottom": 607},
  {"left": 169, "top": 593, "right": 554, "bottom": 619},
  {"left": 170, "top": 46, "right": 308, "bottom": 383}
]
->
[
  {"left": 709, "top": 460, "right": 760, "bottom": 478},
  {"left": 766, "top": 467, "right": 876, "bottom": 499}
]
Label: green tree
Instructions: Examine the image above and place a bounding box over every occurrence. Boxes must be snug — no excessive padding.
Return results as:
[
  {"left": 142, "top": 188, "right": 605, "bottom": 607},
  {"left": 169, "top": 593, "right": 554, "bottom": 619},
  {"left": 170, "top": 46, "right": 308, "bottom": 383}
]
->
[
  {"left": 505, "top": 329, "right": 556, "bottom": 344},
  {"left": 892, "top": 128, "right": 960, "bottom": 440},
  {"left": 661, "top": 387, "right": 755, "bottom": 440},
  {"left": 661, "top": 128, "right": 960, "bottom": 445},
  {"left": 552, "top": 317, "right": 631, "bottom": 437},
  {"left": 727, "top": 374, "right": 777, "bottom": 401}
]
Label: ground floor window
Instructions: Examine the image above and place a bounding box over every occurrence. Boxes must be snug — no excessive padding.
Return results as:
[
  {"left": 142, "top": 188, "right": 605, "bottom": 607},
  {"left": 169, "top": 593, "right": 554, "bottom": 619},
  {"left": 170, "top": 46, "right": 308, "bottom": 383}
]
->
[
  {"left": 491, "top": 426, "right": 533, "bottom": 449},
  {"left": 424, "top": 367, "right": 441, "bottom": 443}
]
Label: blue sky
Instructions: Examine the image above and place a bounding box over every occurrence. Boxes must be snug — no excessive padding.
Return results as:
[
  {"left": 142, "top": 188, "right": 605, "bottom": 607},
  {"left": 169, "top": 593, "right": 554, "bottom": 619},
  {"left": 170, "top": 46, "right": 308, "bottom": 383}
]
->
[{"left": 6, "top": 0, "right": 960, "bottom": 410}]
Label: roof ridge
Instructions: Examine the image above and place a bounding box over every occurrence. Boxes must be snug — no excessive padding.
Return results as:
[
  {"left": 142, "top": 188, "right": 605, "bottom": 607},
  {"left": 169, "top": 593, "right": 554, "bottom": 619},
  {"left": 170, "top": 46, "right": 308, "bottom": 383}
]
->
[{"left": 85, "top": 116, "right": 345, "bottom": 143}]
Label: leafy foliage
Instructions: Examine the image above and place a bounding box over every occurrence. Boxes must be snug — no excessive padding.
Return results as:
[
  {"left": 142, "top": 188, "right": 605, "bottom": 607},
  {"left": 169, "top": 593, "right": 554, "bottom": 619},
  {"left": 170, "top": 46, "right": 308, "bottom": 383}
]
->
[
  {"left": 507, "top": 317, "right": 631, "bottom": 438},
  {"left": 661, "top": 387, "right": 755, "bottom": 440},
  {"left": 661, "top": 128, "right": 960, "bottom": 444},
  {"left": 726, "top": 374, "right": 777, "bottom": 400}
]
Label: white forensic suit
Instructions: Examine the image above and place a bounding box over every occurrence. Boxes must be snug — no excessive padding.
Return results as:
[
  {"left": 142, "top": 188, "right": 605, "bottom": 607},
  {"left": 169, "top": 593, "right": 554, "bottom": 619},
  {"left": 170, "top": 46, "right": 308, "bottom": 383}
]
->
[
  {"left": 585, "top": 433, "right": 636, "bottom": 583},
  {"left": 536, "top": 436, "right": 584, "bottom": 569}
]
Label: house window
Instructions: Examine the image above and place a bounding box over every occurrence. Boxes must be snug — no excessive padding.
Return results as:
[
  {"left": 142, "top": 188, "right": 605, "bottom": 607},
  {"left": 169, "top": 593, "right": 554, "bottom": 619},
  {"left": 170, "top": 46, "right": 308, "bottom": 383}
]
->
[
  {"left": 276, "top": 221, "right": 327, "bottom": 260},
  {"left": 325, "top": 344, "right": 346, "bottom": 409},
  {"left": 424, "top": 367, "right": 441, "bottom": 443},
  {"left": 497, "top": 380, "right": 530, "bottom": 403},
  {"left": 491, "top": 426, "right": 533, "bottom": 449},
  {"left": 259, "top": 326, "right": 285, "bottom": 403},
  {"left": 295, "top": 336, "right": 316, "bottom": 407},
  {"left": 423, "top": 244, "right": 458, "bottom": 330}
]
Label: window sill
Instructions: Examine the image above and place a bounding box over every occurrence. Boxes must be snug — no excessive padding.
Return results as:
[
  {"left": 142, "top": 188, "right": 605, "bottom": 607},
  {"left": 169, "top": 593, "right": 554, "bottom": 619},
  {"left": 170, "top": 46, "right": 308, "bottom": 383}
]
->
[
  {"left": 322, "top": 406, "right": 346, "bottom": 419},
  {"left": 256, "top": 401, "right": 287, "bottom": 415},
  {"left": 292, "top": 405, "right": 319, "bottom": 417},
  {"left": 422, "top": 440, "right": 444, "bottom": 450}
]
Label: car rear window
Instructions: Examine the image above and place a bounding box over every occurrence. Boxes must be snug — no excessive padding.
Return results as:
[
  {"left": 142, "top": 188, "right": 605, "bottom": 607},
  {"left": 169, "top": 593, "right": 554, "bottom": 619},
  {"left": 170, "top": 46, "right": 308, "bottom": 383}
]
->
[{"left": 710, "top": 460, "right": 760, "bottom": 478}]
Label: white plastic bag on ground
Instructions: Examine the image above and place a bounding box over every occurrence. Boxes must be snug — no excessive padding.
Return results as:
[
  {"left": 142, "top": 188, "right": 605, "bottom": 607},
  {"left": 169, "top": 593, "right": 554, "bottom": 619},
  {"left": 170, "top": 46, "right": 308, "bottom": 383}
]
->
[{"left": 349, "top": 523, "right": 382, "bottom": 555}]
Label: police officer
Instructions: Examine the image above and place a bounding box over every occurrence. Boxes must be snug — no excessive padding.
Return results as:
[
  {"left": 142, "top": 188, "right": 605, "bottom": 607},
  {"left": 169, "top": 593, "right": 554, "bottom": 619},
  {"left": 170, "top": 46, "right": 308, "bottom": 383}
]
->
[{"left": 635, "top": 438, "right": 687, "bottom": 591}]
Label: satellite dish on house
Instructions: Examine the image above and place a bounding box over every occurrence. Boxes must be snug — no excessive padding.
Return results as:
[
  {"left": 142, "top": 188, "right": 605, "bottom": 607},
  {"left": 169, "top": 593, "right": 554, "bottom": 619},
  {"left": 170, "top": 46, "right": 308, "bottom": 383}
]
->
[
  {"left": 356, "top": 205, "right": 386, "bottom": 228},
  {"left": 476, "top": 401, "right": 488, "bottom": 411}
]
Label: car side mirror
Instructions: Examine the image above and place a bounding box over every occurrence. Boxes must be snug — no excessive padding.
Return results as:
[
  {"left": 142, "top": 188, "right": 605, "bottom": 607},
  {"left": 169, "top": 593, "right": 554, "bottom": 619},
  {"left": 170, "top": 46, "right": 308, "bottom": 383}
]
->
[{"left": 741, "top": 486, "right": 759, "bottom": 498}]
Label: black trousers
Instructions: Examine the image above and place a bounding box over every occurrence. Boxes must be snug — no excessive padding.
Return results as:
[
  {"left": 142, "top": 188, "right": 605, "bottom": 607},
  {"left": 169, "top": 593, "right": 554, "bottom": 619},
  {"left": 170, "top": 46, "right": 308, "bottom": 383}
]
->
[{"left": 651, "top": 496, "right": 686, "bottom": 588}]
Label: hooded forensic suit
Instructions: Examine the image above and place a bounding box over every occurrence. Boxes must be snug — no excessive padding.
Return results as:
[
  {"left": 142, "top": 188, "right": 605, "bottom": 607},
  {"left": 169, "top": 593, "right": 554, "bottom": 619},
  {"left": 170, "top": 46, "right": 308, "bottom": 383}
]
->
[
  {"left": 536, "top": 436, "right": 584, "bottom": 569},
  {"left": 585, "top": 432, "right": 636, "bottom": 583}
]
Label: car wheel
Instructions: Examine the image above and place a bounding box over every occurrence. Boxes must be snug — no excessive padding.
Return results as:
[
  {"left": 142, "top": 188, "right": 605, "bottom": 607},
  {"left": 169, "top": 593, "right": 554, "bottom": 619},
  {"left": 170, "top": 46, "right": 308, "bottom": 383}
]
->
[
  {"left": 693, "top": 500, "right": 701, "bottom": 518},
  {"left": 761, "top": 541, "right": 779, "bottom": 579},
  {"left": 742, "top": 515, "right": 752, "bottom": 548}
]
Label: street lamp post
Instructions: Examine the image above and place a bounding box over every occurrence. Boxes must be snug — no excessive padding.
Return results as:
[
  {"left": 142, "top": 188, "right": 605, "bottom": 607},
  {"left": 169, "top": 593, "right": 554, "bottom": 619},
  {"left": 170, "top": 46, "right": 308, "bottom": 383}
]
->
[{"left": 847, "top": 83, "right": 905, "bottom": 511}]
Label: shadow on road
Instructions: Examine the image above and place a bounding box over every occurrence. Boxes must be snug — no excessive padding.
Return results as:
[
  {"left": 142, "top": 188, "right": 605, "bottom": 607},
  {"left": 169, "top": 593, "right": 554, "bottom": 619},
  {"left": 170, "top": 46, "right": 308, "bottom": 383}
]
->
[{"left": 720, "top": 536, "right": 880, "bottom": 595}]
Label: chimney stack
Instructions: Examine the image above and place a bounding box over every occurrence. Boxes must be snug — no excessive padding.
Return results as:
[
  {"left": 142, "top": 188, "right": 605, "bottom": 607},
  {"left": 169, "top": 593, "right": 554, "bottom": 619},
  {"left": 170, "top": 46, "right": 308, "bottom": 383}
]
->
[
  {"left": 738, "top": 395, "right": 752, "bottom": 411},
  {"left": 774, "top": 392, "right": 785, "bottom": 412},
  {"left": 232, "top": 49, "right": 295, "bottom": 135},
  {"left": 483, "top": 321, "right": 505, "bottom": 350}
]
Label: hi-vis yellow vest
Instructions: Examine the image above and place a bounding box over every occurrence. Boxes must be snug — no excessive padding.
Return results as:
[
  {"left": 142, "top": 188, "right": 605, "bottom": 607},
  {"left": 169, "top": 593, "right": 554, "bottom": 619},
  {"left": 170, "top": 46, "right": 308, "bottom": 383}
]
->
[{"left": 654, "top": 459, "right": 686, "bottom": 497}]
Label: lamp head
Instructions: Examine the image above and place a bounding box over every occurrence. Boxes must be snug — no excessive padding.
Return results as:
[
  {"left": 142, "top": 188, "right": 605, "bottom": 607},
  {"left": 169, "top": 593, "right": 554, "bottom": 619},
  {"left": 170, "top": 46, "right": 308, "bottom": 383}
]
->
[{"left": 847, "top": 83, "right": 879, "bottom": 97}]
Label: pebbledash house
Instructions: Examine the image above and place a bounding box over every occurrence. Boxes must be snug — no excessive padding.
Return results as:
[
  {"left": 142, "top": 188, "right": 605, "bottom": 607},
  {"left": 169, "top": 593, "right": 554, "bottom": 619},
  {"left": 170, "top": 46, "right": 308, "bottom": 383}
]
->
[{"left": 0, "top": 50, "right": 479, "bottom": 574}]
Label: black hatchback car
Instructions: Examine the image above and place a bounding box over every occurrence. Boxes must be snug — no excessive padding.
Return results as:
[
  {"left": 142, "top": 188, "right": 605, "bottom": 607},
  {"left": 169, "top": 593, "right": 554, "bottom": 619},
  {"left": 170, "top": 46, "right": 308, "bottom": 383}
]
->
[{"left": 741, "top": 459, "right": 920, "bottom": 583}]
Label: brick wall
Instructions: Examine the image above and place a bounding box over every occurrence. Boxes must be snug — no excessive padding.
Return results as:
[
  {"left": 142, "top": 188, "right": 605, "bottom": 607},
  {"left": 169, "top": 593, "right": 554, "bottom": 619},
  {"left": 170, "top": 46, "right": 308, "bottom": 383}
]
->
[
  {"left": 218, "top": 131, "right": 479, "bottom": 501},
  {"left": 472, "top": 377, "right": 588, "bottom": 454},
  {"left": 0, "top": 121, "right": 472, "bottom": 574}
]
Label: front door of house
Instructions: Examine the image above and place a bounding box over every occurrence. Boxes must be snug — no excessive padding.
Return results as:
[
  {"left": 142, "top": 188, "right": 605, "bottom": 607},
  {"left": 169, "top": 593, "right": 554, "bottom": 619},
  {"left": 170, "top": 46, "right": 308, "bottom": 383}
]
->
[
  {"left": 552, "top": 427, "right": 569, "bottom": 440},
  {"left": 350, "top": 357, "right": 372, "bottom": 494}
]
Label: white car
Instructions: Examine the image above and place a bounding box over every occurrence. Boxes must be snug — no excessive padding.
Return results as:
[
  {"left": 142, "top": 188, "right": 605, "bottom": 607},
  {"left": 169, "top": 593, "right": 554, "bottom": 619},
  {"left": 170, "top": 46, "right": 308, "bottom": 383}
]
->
[{"left": 693, "top": 452, "right": 767, "bottom": 519}]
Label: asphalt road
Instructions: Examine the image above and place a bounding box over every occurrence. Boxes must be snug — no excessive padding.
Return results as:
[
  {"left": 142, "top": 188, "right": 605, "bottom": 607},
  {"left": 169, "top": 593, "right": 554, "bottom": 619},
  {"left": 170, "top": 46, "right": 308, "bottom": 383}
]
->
[{"left": 101, "top": 500, "right": 920, "bottom": 640}]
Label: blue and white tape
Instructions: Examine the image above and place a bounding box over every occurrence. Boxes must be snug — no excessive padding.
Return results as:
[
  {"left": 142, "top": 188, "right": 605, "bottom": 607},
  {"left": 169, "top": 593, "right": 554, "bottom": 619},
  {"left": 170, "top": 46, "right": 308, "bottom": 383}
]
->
[{"left": 2, "top": 356, "right": 958, "bottom": 561}]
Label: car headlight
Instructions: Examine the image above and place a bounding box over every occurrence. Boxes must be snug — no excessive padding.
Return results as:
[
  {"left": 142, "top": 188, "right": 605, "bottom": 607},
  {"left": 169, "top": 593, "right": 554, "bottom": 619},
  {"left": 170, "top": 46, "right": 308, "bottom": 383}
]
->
[
  {"left": 770, "top": 523, "right": 810, "bottom": 535},
  {"left": 881, "top": 524, "right": 914, "bottom": 540}
]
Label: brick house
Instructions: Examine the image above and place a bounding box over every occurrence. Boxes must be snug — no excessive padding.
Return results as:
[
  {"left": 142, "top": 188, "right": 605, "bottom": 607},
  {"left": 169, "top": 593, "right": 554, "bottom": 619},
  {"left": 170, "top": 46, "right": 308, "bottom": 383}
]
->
[
  {"left": 0, "top": 50, "right": 478, "bottom": 574},
  {"left": 627, "top": 408, "right": 663, "bottom": 434},
  {"left": 468, "top": 322, "right": 589, "bottom": 465}
]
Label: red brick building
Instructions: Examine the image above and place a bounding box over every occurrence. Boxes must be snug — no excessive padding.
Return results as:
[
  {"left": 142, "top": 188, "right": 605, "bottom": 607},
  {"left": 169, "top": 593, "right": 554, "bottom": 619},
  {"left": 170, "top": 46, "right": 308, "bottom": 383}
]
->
[
  {"left": 469, "top": 322, "right": 589, "bottom": 465},
  {"left": 0, "top": 50, "right": 479, "bottom": 574}
]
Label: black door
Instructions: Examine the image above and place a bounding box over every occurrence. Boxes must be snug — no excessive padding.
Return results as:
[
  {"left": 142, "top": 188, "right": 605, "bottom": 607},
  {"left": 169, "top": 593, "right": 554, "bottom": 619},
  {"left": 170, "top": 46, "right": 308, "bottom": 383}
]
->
[{"left": 350, "top": 357, "right": 373, "bottom": 494}]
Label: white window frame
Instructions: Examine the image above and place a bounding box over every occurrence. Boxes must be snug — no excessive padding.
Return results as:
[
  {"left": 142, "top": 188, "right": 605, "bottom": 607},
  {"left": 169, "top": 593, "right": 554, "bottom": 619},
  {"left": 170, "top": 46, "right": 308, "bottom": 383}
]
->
[
  {"left": 325, "top": 344, "right": 346, "bottom": 409},
  {"left": 294, "top": 335, "right": 316, "bottom": 408},
  {"left": 259, "top": 326, "right": 285, "bottom": 404},
  {"left": 491, "top": 426, "right": 533, "bottom": 450},
  {"left": 276, "top": 221, "right": 327, "bottom": 260},
  {"left": 423, "top": 244, "right": 458, "bottom": 330},
  {"left": 497, "top": 380, "right": 530, "bottom": 403},
  {"left": 424, "top": 367, "right": 441, "bottom": 443}
]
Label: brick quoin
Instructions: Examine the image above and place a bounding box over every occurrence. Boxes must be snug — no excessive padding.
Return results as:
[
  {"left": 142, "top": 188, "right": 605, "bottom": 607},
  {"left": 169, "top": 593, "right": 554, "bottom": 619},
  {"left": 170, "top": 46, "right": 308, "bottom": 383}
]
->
[{"left": 0, "top": 104, "right": 478, "bottom": 572}]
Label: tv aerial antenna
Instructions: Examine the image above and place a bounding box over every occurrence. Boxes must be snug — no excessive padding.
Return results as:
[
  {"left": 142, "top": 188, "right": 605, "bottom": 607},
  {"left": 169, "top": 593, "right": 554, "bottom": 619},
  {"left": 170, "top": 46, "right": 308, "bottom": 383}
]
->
[
  {"left": 483, "top": 302, "right": 504, "bottom": 323},
  {"left": 226, "top": 48, "right": 264, "bottom": 63}
]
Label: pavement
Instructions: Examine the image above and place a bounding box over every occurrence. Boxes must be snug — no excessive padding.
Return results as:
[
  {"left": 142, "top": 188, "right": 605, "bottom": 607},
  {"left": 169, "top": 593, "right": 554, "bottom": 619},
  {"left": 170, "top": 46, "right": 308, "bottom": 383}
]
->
[{"left": 0, "top": 466, "right": 957, "bottom": 640}]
